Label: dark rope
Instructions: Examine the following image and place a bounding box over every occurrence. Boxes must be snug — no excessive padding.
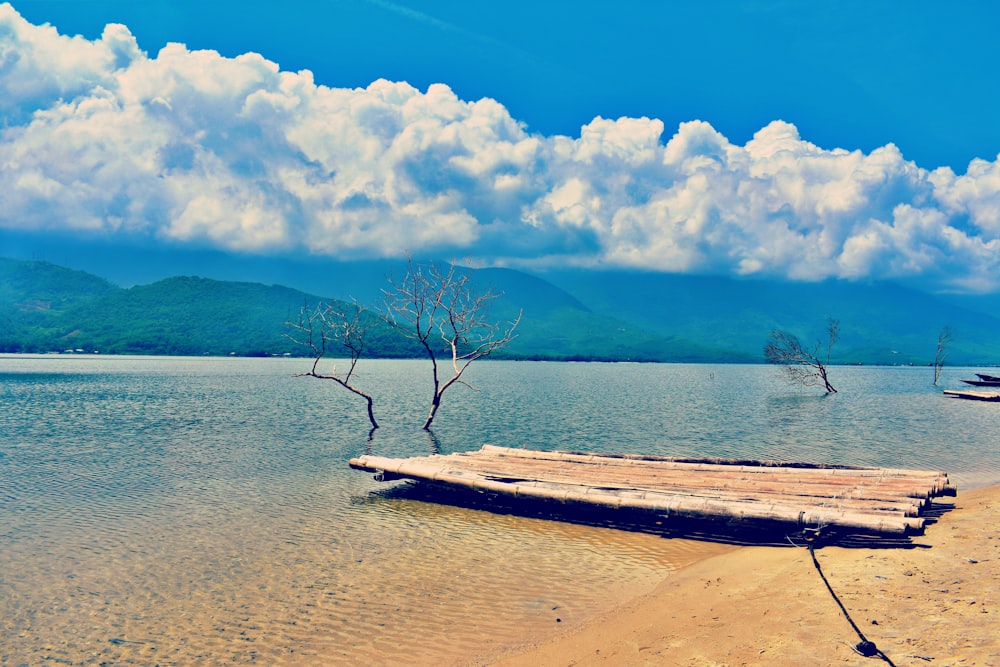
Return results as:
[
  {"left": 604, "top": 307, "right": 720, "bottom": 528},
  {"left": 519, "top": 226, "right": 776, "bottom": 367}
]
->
[{"left": 806, "top": 536, "right": 897, "bottom": 666}]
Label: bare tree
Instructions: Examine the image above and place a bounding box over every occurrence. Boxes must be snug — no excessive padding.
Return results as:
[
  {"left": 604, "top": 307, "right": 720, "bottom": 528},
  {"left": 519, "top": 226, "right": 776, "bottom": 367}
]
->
[
  {"left": 285, "top": 301, "right": 379, "bottom": 430},
  {"left": 764, "top": 319, "right": 839, "bottom": 394},
  {"left": 384, "top": 258, "right": 521, "bottom": 430},
  {"left": 933, "top": 325, "right": 952, "bottom": 386}
]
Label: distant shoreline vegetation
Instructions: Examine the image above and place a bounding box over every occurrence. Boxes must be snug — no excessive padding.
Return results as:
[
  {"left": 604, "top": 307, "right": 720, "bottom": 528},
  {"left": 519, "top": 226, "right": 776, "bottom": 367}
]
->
[
  {"left": 2, "top": 349, "right": 709, "bottom": 363},
  {"left": 3, "top": 351, "right": 985, "bottom": 370}
]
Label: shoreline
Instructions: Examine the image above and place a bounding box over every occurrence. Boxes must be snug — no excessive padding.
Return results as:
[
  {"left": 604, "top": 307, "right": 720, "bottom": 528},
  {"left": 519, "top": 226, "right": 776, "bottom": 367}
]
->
[{"left": 479, "top": 484, "right": 1000, "bottom": 667}]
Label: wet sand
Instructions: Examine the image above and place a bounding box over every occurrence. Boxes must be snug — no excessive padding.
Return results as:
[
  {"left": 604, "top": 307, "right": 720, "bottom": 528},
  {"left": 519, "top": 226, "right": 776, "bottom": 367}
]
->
[{"left": 480, "top": 485, "right": 1000, "bottom": 667}]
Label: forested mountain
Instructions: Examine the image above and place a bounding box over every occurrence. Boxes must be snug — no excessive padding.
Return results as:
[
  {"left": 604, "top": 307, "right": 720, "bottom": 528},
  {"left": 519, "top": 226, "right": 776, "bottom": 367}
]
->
[
  {"left": 0, "top": 258, "right": 726, "bottom": 361},
  {"left": 536, "top": 269, "right": 1000, "bottom": 365},
  {"left": 3, "top": 256, "right": 1000, "bottom": 364},
  {"left": 0, "top": 259, "right": 417, "bottom": 357}
]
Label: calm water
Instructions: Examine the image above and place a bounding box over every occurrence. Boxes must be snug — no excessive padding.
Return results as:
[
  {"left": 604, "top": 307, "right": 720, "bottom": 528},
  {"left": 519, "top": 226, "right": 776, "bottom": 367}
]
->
[{"left": 2, "top": 356, "right": 998, "bottom": 665}]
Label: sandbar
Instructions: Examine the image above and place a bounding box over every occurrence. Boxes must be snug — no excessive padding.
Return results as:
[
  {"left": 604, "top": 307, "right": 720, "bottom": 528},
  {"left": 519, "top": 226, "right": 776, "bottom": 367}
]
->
[{"left": 478, "top": 485, "right": 1000, "bottom": 667}]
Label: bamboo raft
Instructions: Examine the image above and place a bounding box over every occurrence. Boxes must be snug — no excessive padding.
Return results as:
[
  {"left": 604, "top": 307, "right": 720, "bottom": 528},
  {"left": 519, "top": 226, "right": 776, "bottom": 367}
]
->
[{"left": 349, "top": 445, "right": 955, "bottom": 537}]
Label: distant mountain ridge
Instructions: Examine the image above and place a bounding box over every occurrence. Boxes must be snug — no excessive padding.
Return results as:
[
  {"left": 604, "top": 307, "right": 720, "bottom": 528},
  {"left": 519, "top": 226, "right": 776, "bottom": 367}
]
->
[
  {"left": 2, "top": 254, "right": 999, "bottom": 364},
  {"left": 0, "top": 257, "right": 729, "bottom": 361},
  {"left": 536, "top": 269, "right": 1000, "bottom": 365},
  {"left": 0, "top": 259, "right": 342, "bottom": 356}
]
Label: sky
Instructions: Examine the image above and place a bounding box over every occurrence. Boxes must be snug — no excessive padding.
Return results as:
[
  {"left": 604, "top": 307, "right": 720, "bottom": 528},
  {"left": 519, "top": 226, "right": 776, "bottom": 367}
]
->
[{"left": 3, "top": 0, "right": 1000, "bottom": 293}]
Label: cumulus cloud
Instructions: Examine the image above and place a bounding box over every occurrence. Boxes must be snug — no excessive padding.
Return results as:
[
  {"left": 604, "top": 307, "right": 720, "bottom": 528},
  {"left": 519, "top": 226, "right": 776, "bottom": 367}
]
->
[{"left": 2, "top": 4, "right": 1000, "bottom": 291}]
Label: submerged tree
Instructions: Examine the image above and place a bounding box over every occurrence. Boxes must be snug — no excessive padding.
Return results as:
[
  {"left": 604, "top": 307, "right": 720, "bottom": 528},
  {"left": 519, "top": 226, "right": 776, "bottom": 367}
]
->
[
  {"left": 933, "top": 325, "right": 952, "bottom": 386},
  {"left": 764, "top": 319, "right": 839, "bottom": 394},
  {"left": 285, "top": 300, "right": 380, "bottom": 430},
  {"left": 384, "top": 257, "right": 521, "bottom": 430}
]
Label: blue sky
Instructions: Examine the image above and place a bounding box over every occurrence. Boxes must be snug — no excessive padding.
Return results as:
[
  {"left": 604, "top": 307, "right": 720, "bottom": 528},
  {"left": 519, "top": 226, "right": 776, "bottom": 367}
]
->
[
  {"left": 3, "top": 1, "right": 1000, "bottom": 292},
  {"left": 11, "top": 0, "right": 998, "bottom": 170}
]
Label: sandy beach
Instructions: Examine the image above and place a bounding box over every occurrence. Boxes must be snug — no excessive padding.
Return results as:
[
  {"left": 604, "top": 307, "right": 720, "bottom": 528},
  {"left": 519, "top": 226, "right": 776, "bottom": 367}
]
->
[{"left": 480, "top": 485, "right": 999, "bottom": 667}]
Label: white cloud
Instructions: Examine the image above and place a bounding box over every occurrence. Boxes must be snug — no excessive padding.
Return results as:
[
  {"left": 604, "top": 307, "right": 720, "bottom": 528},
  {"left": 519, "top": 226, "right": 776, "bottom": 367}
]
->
[
  {"left": 2, "top": 4, "right": 1000, "bottom": 291},
  {"left": 931, "top": 158, "right": 1000, "bottom": 237}
]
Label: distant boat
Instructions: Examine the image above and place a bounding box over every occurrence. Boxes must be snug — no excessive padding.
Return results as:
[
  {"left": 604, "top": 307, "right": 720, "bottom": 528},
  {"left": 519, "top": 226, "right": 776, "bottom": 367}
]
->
[
  {"left": 945, "top": 389, "right": 1000, "bottom": 402},
  {"left": 975, "top": 373, "right": 1000, "bottom": 382},
  {"left": 961, "top": 378, "right": 1000, "bottom": 387}
]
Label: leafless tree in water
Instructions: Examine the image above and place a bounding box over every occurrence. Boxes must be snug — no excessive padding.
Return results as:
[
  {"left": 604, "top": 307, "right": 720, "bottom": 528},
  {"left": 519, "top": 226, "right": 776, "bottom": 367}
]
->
[
  {"left": 933, "top": 325, "right": 952, "bottom": 386},
  {"left": 764, "top": 319, "right": 839, "bottom": 394},
  {"left": 285, "top": 300, "right": 379, "bottom": 430},
  {"left": 384, "top": 257, "right": 521, "bottom": 430}
]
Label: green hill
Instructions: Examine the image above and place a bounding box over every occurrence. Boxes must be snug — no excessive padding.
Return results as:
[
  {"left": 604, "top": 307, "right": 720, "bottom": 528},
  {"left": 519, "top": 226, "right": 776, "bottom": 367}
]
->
[
  {"left": 471, "top": 267, "right": 747, "bottom": 362},
  {"left": 1, "top": 258, "right": 119, "bottom": 353},
  {"left": 0, "top": 261, "right": 417, "bottom": 357},
  {"left": 1, "top": 258, "right": 733, "bottom": 361}
]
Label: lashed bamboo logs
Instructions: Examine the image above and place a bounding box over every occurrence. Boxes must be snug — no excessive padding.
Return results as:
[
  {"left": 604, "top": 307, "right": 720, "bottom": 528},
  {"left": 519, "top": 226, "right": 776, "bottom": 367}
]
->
[{"left": 348, "top": 445, "right": 954, "bottom": 536}]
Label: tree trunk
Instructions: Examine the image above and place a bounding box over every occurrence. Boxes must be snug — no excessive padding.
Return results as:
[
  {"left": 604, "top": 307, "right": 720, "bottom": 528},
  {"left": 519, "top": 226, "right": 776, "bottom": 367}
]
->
[
  {"left": 422, "top": 391, "right": 442, "bottom": 430},
  {"left": 365, "top": 395, "right": 379, "bottom": 430},
  {"left": 820, "top": 366, "right": 837, "bottom": 393}
]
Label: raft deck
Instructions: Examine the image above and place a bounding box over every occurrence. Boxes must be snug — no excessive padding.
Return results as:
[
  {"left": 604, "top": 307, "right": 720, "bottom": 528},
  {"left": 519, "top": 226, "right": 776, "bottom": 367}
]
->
[{"left": 349, "top": 445, "right": 954, "bottom": 537}]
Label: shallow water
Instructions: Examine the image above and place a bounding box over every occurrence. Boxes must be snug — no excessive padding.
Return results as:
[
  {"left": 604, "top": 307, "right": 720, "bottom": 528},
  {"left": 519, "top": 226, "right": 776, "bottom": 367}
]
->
[{"left": 1, "top": 356, "right": 997, "bottom": 665}]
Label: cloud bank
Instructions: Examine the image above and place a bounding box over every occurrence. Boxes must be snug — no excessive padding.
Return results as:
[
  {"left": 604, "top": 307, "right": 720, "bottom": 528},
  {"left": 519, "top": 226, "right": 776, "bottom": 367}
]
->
[{"left": 2, "top": 5, "right": 999, "bottom": 292}]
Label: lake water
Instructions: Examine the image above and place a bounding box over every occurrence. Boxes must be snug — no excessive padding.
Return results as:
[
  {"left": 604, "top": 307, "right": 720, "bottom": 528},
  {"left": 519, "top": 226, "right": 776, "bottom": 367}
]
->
[{"left": 2, "top": 356, "right": 999, "bottom": 665}]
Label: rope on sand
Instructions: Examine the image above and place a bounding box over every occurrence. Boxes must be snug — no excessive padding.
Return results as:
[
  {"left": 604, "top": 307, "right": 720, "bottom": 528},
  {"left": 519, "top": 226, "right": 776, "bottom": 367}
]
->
[{"left": 800, "top": 530, "right": 898, "bottom": 666}]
